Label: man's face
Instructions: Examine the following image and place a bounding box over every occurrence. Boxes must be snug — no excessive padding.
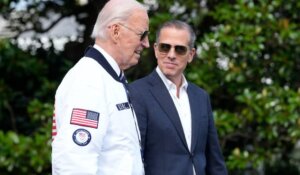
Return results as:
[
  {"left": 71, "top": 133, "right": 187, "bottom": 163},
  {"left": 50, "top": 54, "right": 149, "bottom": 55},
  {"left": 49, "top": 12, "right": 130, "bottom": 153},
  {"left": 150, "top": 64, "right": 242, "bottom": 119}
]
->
[
  {"left": 117, "top": 9, "right": 149, "bottom": 70},
  {"left": 154, "top": 27, "right": 195, "bottom": 83}
]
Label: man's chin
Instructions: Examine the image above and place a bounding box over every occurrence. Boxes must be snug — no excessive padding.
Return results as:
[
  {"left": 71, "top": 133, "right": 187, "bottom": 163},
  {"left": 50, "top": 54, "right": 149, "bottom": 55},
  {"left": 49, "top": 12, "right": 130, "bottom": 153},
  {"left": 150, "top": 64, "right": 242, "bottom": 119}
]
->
[
  {"left": 134, "top": 54, "right": 141, "bottom": 63},
  {"left": 130, "top": 58, "right": 139, "bottom": 67},
  {"left": 135, "top": 53, "right": 141, "bottom": 59}
]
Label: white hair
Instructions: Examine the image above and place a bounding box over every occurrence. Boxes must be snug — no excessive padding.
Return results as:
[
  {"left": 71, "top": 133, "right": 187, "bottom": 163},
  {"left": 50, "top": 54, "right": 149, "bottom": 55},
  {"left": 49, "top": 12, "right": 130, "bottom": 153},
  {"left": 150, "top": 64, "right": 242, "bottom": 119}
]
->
[{"left": 91, "top": 0, "right": 148, "bottom": 39}]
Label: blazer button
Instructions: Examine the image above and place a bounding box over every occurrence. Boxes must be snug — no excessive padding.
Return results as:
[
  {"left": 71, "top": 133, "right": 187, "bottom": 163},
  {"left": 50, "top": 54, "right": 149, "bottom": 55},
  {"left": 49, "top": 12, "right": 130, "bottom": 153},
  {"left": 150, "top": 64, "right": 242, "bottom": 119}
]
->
[{"left": 190, "top": 153, "right": 194, "bottom": 158}]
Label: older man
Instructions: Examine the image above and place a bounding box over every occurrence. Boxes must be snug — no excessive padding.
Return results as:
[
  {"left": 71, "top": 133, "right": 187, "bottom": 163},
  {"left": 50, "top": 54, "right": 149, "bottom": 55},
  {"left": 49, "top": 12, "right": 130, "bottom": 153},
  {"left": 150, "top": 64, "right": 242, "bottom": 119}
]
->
[{"left": 52, "top": 0, "right": 149, "bottom": 174}]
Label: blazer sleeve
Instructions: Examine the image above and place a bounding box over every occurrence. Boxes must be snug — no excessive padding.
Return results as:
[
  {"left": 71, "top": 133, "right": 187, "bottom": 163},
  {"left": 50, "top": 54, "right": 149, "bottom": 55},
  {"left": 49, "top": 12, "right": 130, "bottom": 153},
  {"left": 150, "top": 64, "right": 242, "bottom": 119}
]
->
[
  {"left": 129, "top": 84, "right": 148, "bottom": 151},
  {"left": 205, "top": 94, "right": 228, "bottom": 175}
]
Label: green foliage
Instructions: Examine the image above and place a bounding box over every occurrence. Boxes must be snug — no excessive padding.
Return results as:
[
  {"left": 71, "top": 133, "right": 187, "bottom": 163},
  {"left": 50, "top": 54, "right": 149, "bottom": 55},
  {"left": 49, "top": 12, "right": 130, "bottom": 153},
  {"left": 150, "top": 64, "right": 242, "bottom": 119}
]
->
[
  {"left": 0, "top": 0, "right": 300, "bottom": 174},
  {"left": 0, "top": 130, "right": 51, "bottom": 174},
  {"left": 214, "top": 87, "right": 300, "bottom": 172},
  {"left": 185, "top": 0, "right": 300, "bottom": 173},
  {"left": 0, "top": 98, "right": 52, "bottom": 174},
  {"left": 0, "top": 38, "right": 68, "bottom": 174}
]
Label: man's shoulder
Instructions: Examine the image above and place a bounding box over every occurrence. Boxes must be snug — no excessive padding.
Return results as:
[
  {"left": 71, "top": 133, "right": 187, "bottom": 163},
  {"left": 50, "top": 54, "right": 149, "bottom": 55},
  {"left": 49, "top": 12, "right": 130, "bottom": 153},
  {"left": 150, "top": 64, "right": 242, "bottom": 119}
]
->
[
  {"left": 129, "top": 75, "right": 150, "bottom": 88},
  {"left": 130, "top": 71, "right": 155, "bottom": 86},
  {"left": 187, "top": 81, "right": 209, "bottom": 96}
]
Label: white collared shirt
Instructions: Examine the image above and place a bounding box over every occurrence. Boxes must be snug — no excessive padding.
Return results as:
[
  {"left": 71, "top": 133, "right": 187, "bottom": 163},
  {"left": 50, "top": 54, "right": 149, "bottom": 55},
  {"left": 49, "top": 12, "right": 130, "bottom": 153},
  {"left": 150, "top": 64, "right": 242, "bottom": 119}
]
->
[
  {"left": 156, "top": 67, "right": 192, "bottom": 151},
  {"left": 93, "top": 44, "right": 121, "bottom": 76}
]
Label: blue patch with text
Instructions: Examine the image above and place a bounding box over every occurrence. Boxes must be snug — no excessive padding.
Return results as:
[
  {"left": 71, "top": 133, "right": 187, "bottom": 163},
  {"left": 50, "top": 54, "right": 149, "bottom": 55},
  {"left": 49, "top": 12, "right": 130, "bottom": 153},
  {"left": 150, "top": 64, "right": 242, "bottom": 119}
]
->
[{"left": 116, "top": 102, "right": 130, "bottom": 111}]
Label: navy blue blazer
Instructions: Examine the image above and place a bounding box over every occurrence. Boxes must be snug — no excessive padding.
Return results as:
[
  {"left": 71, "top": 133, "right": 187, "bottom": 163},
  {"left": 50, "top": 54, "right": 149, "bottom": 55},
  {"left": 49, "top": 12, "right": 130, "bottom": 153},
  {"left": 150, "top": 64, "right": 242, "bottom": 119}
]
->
[{"left": 128, "top": 70, "right": 227, "bottom": 175}]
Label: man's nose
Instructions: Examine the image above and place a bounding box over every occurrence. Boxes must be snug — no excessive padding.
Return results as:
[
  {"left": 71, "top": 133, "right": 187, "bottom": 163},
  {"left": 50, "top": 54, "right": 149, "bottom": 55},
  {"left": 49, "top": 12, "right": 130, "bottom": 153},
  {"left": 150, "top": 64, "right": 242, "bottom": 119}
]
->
[
  {"left": 167, "top": 47, "right": 176, "bottom": 59},
  {"left": 141, "top": 36, "right": 150, "bottom": 48}
]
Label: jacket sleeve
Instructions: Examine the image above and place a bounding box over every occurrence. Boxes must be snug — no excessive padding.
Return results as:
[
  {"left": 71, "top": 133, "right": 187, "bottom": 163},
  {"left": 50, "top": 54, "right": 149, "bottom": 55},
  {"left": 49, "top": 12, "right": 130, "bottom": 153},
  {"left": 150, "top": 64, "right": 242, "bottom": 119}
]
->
[
  {"left": 205, "top": 94, "right": 228, "bottom": 175},
  {"left": 52, "top": 78, "right": 110, "bottom": 175},
  {"left": 129, "top": 84, "right": 148, "bottom": 152}
]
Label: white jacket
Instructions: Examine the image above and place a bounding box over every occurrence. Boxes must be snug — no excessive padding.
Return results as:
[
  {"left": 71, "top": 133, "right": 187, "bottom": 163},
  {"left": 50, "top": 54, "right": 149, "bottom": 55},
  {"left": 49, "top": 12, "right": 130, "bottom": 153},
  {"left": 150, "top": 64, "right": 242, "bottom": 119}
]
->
[{"left": 52, "top": 46, "right": 144, "bottom": 175}]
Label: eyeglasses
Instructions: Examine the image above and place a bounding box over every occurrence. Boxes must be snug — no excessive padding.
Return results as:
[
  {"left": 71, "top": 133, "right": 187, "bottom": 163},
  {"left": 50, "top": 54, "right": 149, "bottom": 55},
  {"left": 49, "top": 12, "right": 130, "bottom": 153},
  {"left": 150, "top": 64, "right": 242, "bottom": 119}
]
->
[
  {"left": 119, "top": 23, "right": 149, "bottom": 41},
  {"left": 157, "top": 43, "right": 189, "bottom": 56}
]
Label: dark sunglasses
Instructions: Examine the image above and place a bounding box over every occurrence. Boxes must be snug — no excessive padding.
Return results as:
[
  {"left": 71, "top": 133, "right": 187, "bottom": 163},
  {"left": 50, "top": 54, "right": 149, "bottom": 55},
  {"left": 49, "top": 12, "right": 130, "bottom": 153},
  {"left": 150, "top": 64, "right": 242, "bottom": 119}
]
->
[
  {"left": 157, "top": 43, "right": 188, "bottom": 56},
  {"left": 119, "top": 23, "right": 149, "bottom": 41}
]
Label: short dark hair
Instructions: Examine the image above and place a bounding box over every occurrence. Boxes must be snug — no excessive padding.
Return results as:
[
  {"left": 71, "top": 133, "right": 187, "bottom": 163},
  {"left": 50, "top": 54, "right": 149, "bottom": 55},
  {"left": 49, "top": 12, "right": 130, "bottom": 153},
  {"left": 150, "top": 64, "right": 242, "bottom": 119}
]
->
[{"left": 155, "top": 20, "right": 196, "bottom": 48}]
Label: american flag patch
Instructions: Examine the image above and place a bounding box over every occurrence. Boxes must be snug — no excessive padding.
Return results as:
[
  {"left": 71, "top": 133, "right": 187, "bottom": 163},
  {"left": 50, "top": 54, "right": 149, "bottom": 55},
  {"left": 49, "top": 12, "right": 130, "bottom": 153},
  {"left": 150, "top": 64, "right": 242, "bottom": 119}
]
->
[
  {"left": 70, "top": 108, "right": 99, "bottom": 129},
  {"left": 52, "top": 111, "right": 57, "bottom": 141}
]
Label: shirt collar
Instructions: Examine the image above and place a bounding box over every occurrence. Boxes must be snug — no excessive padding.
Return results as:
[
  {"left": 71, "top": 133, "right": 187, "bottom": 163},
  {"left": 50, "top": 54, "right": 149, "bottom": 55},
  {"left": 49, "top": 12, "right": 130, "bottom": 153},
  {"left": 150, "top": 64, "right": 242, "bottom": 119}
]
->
[
  {"left": 155, "top": 66, "right": 188, "bottom": 91},
  {"left": 93, "top": 44, "right": 121, "bottom": 76}
]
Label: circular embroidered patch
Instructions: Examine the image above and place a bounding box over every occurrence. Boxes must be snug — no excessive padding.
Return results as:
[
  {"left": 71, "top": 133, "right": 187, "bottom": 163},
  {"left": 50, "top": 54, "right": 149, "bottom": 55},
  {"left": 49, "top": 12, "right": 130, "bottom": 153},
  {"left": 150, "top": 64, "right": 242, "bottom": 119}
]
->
[{"left": 72, "top": 128, "right": 91, "bottom": 146}]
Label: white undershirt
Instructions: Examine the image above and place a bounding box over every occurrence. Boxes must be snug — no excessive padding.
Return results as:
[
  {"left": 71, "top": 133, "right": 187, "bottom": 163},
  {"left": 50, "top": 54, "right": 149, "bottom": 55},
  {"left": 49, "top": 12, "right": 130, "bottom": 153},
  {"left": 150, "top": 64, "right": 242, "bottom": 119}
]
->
[
  {"left": 156, "top": 67, "right": 192, "bottom": 150},
  {"left": 93, "top": 44, "right": 121, "bottom": 76}
]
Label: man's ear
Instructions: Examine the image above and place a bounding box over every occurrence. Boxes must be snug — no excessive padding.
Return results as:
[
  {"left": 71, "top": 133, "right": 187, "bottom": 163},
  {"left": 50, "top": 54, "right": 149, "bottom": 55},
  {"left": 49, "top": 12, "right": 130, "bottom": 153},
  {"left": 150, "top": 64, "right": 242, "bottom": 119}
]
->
[
  {"left": 188, "top": 48, "right": 196, "bottom": 63},
  {"left": 109, "top": 24, "right": 120, "bottom": 43},
  {"left": 153, "top": 43, "right": 159, "bottom": 60}
]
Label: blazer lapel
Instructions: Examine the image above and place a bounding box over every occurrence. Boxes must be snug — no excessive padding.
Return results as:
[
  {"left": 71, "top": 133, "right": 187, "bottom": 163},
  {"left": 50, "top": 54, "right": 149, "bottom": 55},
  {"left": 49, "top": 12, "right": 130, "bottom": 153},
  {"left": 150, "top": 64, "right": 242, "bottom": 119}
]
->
[
  {"left": 147, "top": 71, "right": 189, "bottom": 151},
  {"left": 187, "top": 85, "right": 201, "bottom": 153}
]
